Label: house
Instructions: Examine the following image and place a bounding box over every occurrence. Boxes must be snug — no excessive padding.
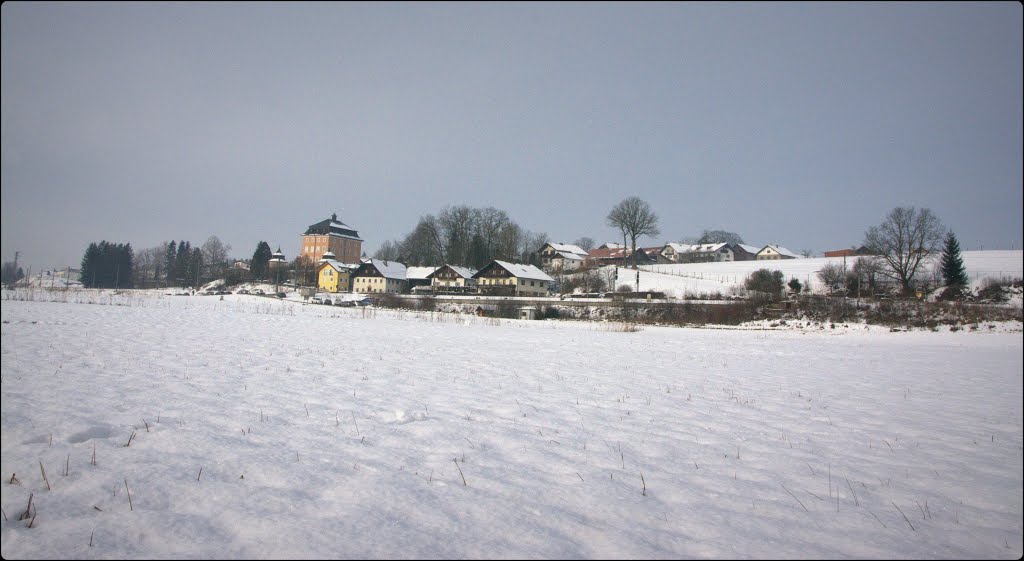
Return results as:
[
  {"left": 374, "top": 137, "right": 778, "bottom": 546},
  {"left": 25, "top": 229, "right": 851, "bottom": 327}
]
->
[
  {"left": 538, "top": 243, "right": 589, "bottom": 273},
  {"left": 427, "top": 264, "right": 477, "bottom": 293},
  {"left": 352, "top": 259, "right": 408, "bottom": 294},
  {"left": 731, "top": 244, "right": 760, "bottom": 261},
  {"left": 585, "top": 246, "right": 655, "bottom": 267},
  {"left": 659, "top": 243, "right": 734, "bottom": 263},
  {"left": 301, "top": 213, "right": 363, "bottom": 263},
  {"left": 823, "top": 246, "right": 873, "bottom": 258},
  {"left": 755, "top": 244, "right": 798, "bottom": 260},
  {"left": 316, "top": 252, "right": 357, "bottom": 293},
  {"left": 406, "top": 266, "right": 438, "bottom": 292},
  {"left": 473, "top": 260, "right": 554, "bottom": 297}
]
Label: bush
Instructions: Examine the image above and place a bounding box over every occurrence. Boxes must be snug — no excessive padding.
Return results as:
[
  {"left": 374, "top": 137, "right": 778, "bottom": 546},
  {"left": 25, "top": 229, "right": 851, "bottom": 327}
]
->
[
  {"left": 542, "top": 305, "right": 560, "bottom": 319},
  {"left": 745, "top": 269, "right": 784, "bottom": 300},
  {"left": 616, "top": 284, "right": 633, "bottom": 293},
  {"left": 788, "top": 278, "right": 802, "bottom": 294}
]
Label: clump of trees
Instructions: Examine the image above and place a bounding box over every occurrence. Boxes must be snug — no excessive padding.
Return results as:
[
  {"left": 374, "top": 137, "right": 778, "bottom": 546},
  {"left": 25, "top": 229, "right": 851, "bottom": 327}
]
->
[
  {"left": 696, "top": 229, "right": 744, "bottom": 245},
  {"left": 80, "top": 241, "right": 135, "bottom": 288},
  {"left": 376, "top": 205, "right": 548, "bottom": 269},
  {"left": 745, "top": 269, "right": 784, "bottom": 300}
]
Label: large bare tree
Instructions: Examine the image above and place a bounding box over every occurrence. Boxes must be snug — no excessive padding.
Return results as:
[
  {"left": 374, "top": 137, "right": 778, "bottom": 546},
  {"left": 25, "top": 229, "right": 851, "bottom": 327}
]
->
[
  {"left": 863, "top": 207, "right": 945, "bottom": 295},
  {"left": 606, "top": 197, "right": 660, "bottom": 269}
]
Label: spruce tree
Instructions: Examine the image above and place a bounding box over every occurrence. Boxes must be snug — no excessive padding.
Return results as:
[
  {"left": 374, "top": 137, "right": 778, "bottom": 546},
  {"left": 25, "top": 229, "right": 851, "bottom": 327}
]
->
[
  {"left": 165, "top": 241, "right": 177, "bottom": 284},
  {"left": 251, "top": 241, "right": 272, "bottom": 281},
  {"left": 80, "top": 243, "right": 100, "bottom": 287},
  {"left": 940, "top": 231, "right": 969, "bottom": 299}
]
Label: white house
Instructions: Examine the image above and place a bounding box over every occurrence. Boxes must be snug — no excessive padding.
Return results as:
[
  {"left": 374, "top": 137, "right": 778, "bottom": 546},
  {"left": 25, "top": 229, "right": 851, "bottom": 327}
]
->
[
  {"left": 755, "top": 244, "right": 798, "bottom": 260},
  {"left": 474, "top": 260, "right": 554, "bottom": 297},
  {"left": 352, "top": 259, "right": 408, "bottom": 293},
  {"left": 660, "top": 243, "right": 734, "bottom": 263},
  {"left": 538, "top": 243, "right": 589, "bottom": 273},
  {"left": 427, "top": 264, "right": 478, "bottom": 292}
]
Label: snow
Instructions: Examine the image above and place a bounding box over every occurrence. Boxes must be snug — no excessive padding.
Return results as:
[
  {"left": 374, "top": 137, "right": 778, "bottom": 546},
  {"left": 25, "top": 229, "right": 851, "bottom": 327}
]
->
[
  {"left": 1, "top": 289, "right": 1021, "bottom": 559},
  {"left": 635, "top": 250, "right": 1024, "bottom": 298}
]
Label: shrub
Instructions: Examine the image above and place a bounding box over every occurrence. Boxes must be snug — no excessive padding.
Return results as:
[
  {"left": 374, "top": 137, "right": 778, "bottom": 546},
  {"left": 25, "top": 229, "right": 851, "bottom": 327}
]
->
[{"left": 788, "top": 278, "right": 802, "bottom": 294}]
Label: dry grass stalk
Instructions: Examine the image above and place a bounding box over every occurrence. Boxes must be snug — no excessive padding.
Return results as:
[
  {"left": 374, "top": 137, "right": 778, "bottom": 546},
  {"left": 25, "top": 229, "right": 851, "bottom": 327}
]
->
[{"left": 39, "top": 461, "right": 51, "bottom": 491}]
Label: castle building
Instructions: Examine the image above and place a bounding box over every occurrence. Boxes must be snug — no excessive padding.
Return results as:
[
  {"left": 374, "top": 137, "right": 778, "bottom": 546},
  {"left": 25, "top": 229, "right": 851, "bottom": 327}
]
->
[{"left": 301, "top": 213, "right": 363, "bottom": 264}]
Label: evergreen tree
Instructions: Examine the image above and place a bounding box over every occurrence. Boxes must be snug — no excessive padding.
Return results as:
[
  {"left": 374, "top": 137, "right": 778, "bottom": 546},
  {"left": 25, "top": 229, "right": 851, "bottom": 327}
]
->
[
  {"left": 186, "top": 247, "right": 203, "bottom": 288},
  {"left": 165, "top": 241, "right": 177, "bottom": 283},
  {"left": 80, "top": 242, "right": 101, "bottom": 287},
  {"left": 251, "top": 241, "right": 272, "bottom": 280},
  {"left": 940, "top": 231, "right": 969, "bottom": 299},
  {"left": 175, "top": 241, "right": 191, "bottom": 287}
]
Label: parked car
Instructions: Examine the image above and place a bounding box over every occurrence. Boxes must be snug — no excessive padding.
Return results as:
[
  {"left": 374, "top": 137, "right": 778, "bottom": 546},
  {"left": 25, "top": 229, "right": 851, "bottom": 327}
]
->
[
  {"left": 322, "top": 298, "right": 333, "bottom": 305},
  {"left": 310, "top": 297, "right": 323, "bottom": 304},
  {"left": 275, "top": 292, "right": 286, "bottom": 298},
  {"left": 237, "top": 289, "right": 249, "bottom": 294},
  {"left": 335, "top": 300, "right": 354, "bottom": 307}
]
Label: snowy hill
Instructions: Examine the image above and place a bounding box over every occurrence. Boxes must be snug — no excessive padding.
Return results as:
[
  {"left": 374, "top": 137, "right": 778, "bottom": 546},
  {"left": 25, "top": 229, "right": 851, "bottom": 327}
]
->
[{"left": 630, "top": 250, "right": 1023, "bottom": 298}]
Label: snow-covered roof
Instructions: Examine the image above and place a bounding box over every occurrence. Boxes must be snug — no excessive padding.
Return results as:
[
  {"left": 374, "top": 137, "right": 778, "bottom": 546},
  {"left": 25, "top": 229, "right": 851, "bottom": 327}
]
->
[
  {"left": 758, "top": 244, "right": 799, "bottom": 258},
  {"left": 317, "top": 259, "right": 358, "bottom": 273},
  {"left": 428, "top": 265, "right": 477, "bottom": 279},
  {"left": 546, "top": 243, "right": 588, "bottom": 256},
  {"left": 303, "top": 214, "right": 363, "bottom": 241},
  {"left": 555, "top": 251, "right": 586, "bottom": 261},
  {"left": 477, "top": 260, "right": 554, "bottom": 282},
  {"left": 405, "top": 266, "right": 438, "bottom": 281},
  {"left": 735, "top": 244, "right": 761, "bottom": 255},
  {"left": 358, "top": 259, "right": 408, "bottom": 280},
  {"left": 599, "top": 242, "right": 625, "bottom": 249}
]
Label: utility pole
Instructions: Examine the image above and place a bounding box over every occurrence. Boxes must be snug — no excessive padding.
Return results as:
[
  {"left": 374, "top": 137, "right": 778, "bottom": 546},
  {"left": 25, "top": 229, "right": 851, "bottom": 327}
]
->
[{"left": 11, "top": 251, "right": 19, "bottom": 288}]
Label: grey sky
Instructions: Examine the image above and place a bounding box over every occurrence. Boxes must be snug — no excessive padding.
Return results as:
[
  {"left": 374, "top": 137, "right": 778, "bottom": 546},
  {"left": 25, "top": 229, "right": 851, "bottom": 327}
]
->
[{"left": 3, "top": 1, "right": 1021, "bottom": 271}]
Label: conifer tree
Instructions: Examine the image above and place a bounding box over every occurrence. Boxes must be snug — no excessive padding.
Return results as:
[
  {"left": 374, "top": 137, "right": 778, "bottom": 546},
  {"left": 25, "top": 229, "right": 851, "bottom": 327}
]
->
[
  {"left": 251, "top": 241, "right": 272, "bottom": 281},
  {"left": 165, "top": 241, "right": 177, "bottom": 283},
  {"left": 940, "top": 231, "right": 968, "bottom": 299}
]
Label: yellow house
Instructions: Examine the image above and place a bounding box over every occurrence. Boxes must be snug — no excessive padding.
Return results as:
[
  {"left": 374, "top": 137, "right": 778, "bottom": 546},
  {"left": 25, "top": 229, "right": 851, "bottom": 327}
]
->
[{"left": 317, "top": 255, "right": 356, "bottom": 293}]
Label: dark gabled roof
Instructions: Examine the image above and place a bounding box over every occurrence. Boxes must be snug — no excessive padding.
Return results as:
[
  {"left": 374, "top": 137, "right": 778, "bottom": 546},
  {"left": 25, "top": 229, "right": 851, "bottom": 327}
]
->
[{"left": 303, "top": 213, "right": 363, "bottom": 240}]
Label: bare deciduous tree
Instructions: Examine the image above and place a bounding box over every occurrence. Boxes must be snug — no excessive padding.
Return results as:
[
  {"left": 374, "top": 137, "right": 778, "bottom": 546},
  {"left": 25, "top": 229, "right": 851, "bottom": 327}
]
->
[
  {"left": 817, "top": 262, "right": 846, "bottom": 293},
  {"left": 201, "top": 236, "right": 232, "bottom": 280},
  {"left": 606, "top": 197, "right": 660, "bottom": 269},
  {"left": 573, "top": 237, "right": 595, "bottom": 252},
  {"left": 863, "top": 207, "right": 945, "bottom": 295}
]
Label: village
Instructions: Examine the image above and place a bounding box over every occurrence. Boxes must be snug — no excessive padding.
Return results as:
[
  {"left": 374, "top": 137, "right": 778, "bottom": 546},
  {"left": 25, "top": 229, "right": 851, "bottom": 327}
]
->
[{"left": 246, "top": 213, "right": 821, "bottom": 301}]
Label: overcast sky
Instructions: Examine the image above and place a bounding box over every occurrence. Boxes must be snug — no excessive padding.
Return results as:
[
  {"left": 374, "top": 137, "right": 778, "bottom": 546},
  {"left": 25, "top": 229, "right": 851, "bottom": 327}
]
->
[{"left": 2, "top": 2, "right": 1022, "bottom": 270}]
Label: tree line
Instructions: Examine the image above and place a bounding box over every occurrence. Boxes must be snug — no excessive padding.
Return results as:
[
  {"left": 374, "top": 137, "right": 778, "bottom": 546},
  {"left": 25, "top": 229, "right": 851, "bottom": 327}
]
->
[{"left": 372, "top": 205, "right": 549, "bottom": 269}]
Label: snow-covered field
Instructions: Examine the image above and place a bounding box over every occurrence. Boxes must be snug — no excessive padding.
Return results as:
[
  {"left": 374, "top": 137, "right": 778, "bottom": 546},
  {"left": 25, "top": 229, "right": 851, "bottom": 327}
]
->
[
  {"left": 633, "top": 250, "right": 1024, "bottom": 298},
  {"left": 1, "top": 290, "right": 1022, "bottom": 559}
]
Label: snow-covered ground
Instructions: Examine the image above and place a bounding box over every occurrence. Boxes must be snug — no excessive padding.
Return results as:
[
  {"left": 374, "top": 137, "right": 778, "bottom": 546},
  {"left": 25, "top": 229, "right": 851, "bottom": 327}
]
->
[
  {"left": 1, "top": 290, "right": 1021, "bottom": 559},
  {"left": 632, "top": 250, "right": 1024, "bottom": 298}
]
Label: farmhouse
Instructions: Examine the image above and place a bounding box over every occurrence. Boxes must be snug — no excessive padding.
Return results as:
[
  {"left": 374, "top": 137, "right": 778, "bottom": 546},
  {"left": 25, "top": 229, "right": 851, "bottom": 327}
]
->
[
  {"left": 539, "top": 243, "right": 589, "bottom": 273},
  {"left": 352, "top": 259, "right": 408, "bottom": 294},
  {"left": 755, "top": 244, "right": 798, "bottom": 260},
  {"left": 428, "top": 264, "right": 478, "bottom": 293},
  {"left": 474, "top": 260, "right": 553, "bottom": 297}
]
